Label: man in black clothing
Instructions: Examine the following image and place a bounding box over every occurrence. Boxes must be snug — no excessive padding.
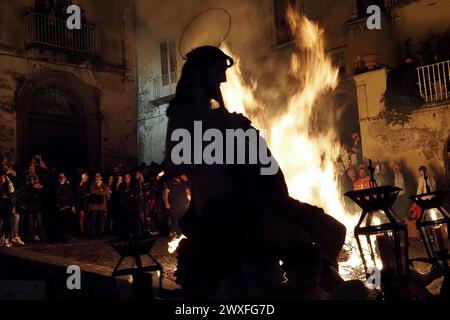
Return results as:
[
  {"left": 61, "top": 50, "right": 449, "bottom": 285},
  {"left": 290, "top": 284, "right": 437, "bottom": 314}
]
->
[
  {"left": 0, "top": 174, "right": 14, "bottom": 247},
  {"left": 55, "top": 173, "right": 75, "bottom": 242},
  {"left": 25, "top": 174, "right": 46, "bottom": 243},
  {"left": 119, "top": 173, "right": 139, "bottom": 238},
  {"left": 164, "top": 175, "right": 190, "bottom": 236}
]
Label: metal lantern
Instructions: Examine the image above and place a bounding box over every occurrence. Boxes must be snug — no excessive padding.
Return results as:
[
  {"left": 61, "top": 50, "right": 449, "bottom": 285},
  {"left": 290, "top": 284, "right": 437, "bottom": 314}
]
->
[
  {"left": 410, "top": 190, "right": 449, "bottom": 260},
  {"left": 345, "top": 185, "right": 410, "bottom": 291}
]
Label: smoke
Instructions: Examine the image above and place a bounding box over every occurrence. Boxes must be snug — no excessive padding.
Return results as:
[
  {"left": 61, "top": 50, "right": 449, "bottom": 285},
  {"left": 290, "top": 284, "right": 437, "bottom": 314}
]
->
[{"left": 135, "top": 0, "right": 348, "bottom": 138}]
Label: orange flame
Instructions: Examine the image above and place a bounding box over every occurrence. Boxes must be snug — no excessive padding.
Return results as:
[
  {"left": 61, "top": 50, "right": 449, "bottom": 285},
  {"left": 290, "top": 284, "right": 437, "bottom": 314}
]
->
[{"left": 221, "top": 8, "right": 363, "bottom": 279}]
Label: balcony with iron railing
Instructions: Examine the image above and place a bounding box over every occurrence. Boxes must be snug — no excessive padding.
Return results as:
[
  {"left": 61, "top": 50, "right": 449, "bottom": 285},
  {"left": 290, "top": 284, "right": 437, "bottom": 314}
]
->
[
  {"left": 384, "top": 0, "right": 411, "bottom": 8},
  {"left": 147, "top": 70, "right": 180, "bottom": 105},
  {"left": 417, "top": 60, "right": 450, "bottom": 104},
  {"left": 25, "top": 12, "right": 100, "bottom": 56}
]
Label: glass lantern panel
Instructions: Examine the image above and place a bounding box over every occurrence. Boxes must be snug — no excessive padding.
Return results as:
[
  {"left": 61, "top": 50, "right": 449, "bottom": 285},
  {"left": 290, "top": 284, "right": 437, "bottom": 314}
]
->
[
  {"left": 422, "top": 208, "right": 446, "bottom": 223},
  {"left": 357, "top": 231, "right": 396, "bottom": 274},
  {"left": 422, "top": 224, "right": 449, "bottom": 255},
  {"left": 360, "top": 210, "right": 391, "bottom": 228},
  {"left": 397, "top": 229, "right": 409, "bottom": 276}
]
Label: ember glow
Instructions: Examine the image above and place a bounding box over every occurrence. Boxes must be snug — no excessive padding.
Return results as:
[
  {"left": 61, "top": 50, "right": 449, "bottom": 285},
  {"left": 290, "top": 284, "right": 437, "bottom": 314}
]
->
[{"left": 221, "top": 7, "right": 363, "bottom": 279}]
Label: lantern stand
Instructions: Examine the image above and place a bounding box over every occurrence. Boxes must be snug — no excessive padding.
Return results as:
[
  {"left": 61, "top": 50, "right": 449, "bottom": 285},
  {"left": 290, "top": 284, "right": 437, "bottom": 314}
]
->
[
  {"left": 109, "top": 236, "right": 164, "bottom": 300},
  {"left": 345, "top": 160, "right": 411, "bottom": 299},
  {"left": 410, "top": 189, "right": 450, "bottom": 298}
]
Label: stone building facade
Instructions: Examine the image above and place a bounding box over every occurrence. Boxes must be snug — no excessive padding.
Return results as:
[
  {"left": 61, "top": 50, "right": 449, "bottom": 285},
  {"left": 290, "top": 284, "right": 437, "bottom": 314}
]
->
[
  {"left": 352, "top": 0, "right": 450, "bottom": 190},
  {"left": 290, "top": 0, "right": 450, "bottom": 190},
  {"left": 0, "top": 0, "right": 137, "bottom": 169}
]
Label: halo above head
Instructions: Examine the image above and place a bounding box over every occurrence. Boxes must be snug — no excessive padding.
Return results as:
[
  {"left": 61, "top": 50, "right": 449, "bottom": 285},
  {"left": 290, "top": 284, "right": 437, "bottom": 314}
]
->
[{"left": 179, "top": 8, "right": 232, "bottom": 60}]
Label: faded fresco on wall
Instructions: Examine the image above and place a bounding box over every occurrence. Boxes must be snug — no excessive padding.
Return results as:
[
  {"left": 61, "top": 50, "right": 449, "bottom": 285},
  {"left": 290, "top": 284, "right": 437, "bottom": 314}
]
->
[{"left": 367, "top": 120, "right": 448, "bottom": 162}]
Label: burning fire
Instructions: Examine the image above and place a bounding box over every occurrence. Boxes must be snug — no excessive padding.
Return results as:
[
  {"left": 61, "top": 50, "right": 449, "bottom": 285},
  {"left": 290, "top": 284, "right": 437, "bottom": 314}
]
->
[
  {"left": 221, "top": 7, "right": 363, "bottom": 279},
  {"left": 167, "top": 7, "right": 371, "bottom": 280},
  {"left": 168, "top": 234, "right": 187, "bottom": 254}
]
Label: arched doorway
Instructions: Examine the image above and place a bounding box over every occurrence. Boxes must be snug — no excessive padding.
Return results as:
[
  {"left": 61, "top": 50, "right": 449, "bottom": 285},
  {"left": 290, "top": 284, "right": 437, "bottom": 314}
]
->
[
  {"left": 16, "top": 70, "right": 101, "bottom": 169},
  {"left": 27, "top": 85, "right": 87, "bottom": 169}
]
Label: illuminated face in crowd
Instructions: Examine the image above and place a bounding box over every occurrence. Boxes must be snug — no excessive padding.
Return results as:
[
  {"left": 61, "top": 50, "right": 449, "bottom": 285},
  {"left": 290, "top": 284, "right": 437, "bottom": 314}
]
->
[
  {"left": 125, "top": 174, "right": 131, "bottom": 184},
  {"left": 59, "top": 174, "right": 67, "bottom": 185},
  {"left": 358, "top": 168, "right": 367, "bottom": 179},
  {"left": 28, "top": 175, "right": 37, "bottom": 185},
  {"left": 393, "top": 162, "right": 400, "bottom": 174},
  {"left": 136, "top": 172, "right": 143, "bottom": 181},
  {"left": 347, "top": 168, "right": 356, "bottom": 180},
  {"left": 418, "top": 167, "right": 427, "bottom": 177},
  {"left": 95, "top": 173, "right": 102, "bottom": 183}
]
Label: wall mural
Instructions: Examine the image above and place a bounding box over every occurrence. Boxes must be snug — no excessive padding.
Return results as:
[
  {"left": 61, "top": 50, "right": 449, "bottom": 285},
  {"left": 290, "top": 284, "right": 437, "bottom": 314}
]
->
[{"left": 367, "top": 120, "right": 448, "bottom": 161}]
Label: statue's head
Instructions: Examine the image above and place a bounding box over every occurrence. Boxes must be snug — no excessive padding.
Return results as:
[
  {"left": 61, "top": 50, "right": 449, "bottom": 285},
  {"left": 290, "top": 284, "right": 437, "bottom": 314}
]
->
[
  {"left": 185, "top": 46, "right": 234, "bottom": 86},
  {"left": 173, "top": 46, "right": 234, "bottom": 109}
]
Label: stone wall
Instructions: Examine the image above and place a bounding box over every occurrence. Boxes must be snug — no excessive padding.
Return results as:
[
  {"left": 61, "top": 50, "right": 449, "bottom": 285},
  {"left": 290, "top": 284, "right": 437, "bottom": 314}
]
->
[{"left": 0, "top": 0, "right": 137, "bottom": 167}]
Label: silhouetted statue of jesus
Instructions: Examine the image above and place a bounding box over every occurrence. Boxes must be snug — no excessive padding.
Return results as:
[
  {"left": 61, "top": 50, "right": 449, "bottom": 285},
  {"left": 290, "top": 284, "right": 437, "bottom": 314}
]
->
[{"left": 164, "top": 46, "right": 347, "bottom": 299}]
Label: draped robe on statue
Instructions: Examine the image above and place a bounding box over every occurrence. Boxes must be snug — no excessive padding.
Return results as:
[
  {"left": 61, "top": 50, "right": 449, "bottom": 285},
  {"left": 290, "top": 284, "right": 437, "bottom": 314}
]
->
[{"left": 164, "top": 97, "right": 346, "bottom": 299}]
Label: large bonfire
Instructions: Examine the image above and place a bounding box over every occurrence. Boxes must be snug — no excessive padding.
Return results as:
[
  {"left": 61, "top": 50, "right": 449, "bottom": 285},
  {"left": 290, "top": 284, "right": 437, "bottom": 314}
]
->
[
  {"left": 168, "top": 7, "right": 367, "bottom": 280},
  {"left": 221, "top": 7, "right": 362, "bottom": 280}
]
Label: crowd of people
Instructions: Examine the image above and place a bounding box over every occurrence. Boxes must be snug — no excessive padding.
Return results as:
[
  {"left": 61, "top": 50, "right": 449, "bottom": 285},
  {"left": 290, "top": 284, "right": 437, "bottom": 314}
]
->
[
  {"left": 339, "top": 134, "right": 437, "bottom": 218},
  {"left": 0, "top": 155, "right": 190, "bottom": 248}
]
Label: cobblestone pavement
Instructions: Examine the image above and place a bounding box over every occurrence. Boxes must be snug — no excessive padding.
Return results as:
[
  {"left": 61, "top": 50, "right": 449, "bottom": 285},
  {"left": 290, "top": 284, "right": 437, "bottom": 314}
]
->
[
  {"left": 21, "top": 236, "right": 180, "bottom": 291},
  {"left": 16, "top": 236, "right": 447, "bottom": 297}
]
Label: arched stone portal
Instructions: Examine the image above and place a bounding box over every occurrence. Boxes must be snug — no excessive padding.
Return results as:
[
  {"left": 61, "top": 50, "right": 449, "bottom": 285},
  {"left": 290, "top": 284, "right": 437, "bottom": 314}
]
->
[{"left": 16, "top": 70, "right": 101, "bottom": 169}]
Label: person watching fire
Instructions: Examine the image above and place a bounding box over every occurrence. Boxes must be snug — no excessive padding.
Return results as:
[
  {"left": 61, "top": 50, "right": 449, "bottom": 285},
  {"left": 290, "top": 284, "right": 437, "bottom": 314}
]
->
[{"left": 353, "top": 165, "right": 371, "bottom": 191}]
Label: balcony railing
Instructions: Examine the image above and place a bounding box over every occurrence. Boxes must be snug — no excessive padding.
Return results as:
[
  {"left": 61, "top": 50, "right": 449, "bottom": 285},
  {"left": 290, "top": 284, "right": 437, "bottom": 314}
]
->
[
  {"left": 417, "top": 60, "right": 450, "bottom": 104},
  {"left": 25, "top": 12, "right": 100, "bottom": 56},
  {"left": 148, "top": 70, "right": 180, "bottom": 104},
  {"left": 384, "top": 0, "right": 409, "bottom": 7}
]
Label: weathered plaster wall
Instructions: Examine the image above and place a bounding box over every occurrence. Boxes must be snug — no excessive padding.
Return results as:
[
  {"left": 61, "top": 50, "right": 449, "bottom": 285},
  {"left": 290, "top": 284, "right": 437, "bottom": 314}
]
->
[
  {"left": 355, "top": 68, "right": 450, "bottom": 190},
  {"left": 0, "top": 0, "right": 137, "bottom": 167}
]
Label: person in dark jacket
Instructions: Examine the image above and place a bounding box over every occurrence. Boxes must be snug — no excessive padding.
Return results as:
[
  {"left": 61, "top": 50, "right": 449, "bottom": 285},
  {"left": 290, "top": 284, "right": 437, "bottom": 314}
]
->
[
  {"left": 55, "top": 172, "right": 75, "bottom": 242},
  {"left": 110, "top": 174, "right": 123, "bottom": 236},
  {"left": 136, "top": 171, "right": 150, "bottom": 236},
  {"left": 25, "top": 174, "right": 46, "bottom": 242},
  {"left": 2, "top": 164, "right": 25, "bottom": 245},
  {"left": 87, "top": 172, "right": 108, "bottom": 239},
  {"left": 75, "top": 171, "right": 89, "bottom": 237},
  {"left": 164, "top": 175, "right": 190, "bottom": 236},
  {"left": 105, "top": 175, "right": 115, "bottom": 235},
  {"left": 0, "top": 174, "right": 15, "bottom": 247},
  {"left": 119, "top": 173, "right": 139, "bottom": 238}
]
